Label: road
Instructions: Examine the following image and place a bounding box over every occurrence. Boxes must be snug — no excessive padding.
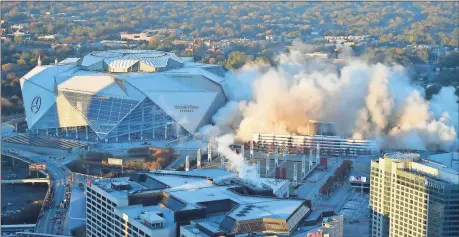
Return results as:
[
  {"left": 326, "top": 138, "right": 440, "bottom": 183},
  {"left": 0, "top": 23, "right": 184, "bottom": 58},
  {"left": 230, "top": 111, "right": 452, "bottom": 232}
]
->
[
  {"left": 1, "top": 148, "right": 69, "bottom": 235},
  {"left": 37, "top": 159, "right": 67, "bottom": 234},
  {"left": 1, "top": 178, "right": 50, "bottom": 184}
]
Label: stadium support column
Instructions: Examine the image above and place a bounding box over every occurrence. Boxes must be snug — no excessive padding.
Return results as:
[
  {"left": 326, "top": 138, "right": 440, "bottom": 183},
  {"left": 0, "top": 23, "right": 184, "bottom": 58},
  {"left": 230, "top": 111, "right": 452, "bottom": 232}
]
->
[
  {"left": 65, "top": 127, "right": 68, "bottom": 137},
  {"left": 208, "top": 142, "right": 212, "bottom": 162},
  {"left": 76, "top": 127, "right": 78, "bottom": 139},
  {"left": 55, "top": 128, "right": 58, "bottom": 136},
  {"left": 220, "top": 155, "right": 225, "bottom": 170},
  {"left": 266, "top": 153, "right": 270, "bottom": 176},
  {"left": 282, "top": 145, "right": 286, "bottom": 161},
  {"left": 128, "top": 119, "right": 131, "bottom": 141},
  {"left": 316, "top": 143, "right": 320, "bottom": 163},
  {"left": 197, "top": 149, "right": 201, "bottom": 169},
  {"left": 293, "top": 163, "right": 298, "bottom": 185},
  {"left": 309, "top": 149, "right": 313, "bottom": 169},
  {"left": 302, "top": 154, "right": 306, "bottom": 178},
  {"left": 250, "top": 140, "right": 254, "bottom": 160},
  {"left": 256, "top": 160, "right": 261, "bottom": 178},
  {"left": 274, "top": 146, "right": 279, "bottom": 167},
  {"left": 185, "top": 155, "right": 190, "bottom": 171},
  {"left": 164, "top": 124, "right": 167, "bottom": 139},
  {"left": 85, "top": 126, "right": 88, "bottom": 140},
  {"left": 241, "top": 143, "right": 245, "bottom": 159},
  {"left": 141, "top": 105, "right": 144, "bottom": 140}
]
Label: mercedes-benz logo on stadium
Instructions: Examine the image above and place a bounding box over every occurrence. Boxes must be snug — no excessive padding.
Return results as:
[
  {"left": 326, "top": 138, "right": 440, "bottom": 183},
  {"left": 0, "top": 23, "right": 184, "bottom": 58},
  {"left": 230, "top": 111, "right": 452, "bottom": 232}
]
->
[{"left": 30, "top": 96, "right": 41, "bottom": 114}]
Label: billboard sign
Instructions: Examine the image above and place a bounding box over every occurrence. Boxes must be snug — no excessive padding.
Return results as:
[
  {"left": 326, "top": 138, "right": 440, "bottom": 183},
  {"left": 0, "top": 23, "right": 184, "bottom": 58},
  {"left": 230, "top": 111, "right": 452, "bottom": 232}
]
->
[
  {"left": 349, "top": 176, "right": 367, "bottom": 183},
  {"left": 108, "top": 158, "right": 123, "bottom": 166},
  {"left": 29, "top": 163, "right": 46, "bottom": 171}
]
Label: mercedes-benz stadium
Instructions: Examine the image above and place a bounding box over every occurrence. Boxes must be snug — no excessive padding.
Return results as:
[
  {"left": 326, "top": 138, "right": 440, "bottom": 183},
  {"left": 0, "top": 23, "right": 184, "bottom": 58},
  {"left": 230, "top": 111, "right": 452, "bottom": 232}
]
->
[{"left": 20, "top": 50, "right": 227, "bottom": 143}]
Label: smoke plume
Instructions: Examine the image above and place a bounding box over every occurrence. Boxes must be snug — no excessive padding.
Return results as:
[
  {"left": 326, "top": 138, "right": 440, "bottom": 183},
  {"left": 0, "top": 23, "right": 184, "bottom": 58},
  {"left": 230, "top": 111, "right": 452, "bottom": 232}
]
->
[
  {"left": 199, "top": 42, "right": 458, "bottom": 181},
  {"left": 215, "top": 134, "right": 262, "bottom": 187}
]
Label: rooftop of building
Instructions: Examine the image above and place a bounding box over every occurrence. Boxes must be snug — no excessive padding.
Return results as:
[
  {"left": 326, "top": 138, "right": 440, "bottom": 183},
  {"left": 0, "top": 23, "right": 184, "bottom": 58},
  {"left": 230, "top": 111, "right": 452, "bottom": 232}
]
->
[
  {"left": 259, "top": 178, "right": 289, "bottom": 193},
  {"left": 99, "top": 169, "right": 306, "bottom": 217},
  {"left": 90, "top": 169, "right": 311, "bottom": 235},
  {"left": 150, "top": 169, "right": 238, "bottom": 184},
  {"left": 427, "top": 152, "right": 459, "bottom": 171},
  {"left": 145, "top": 172, "right": 215, "bottom": 191},
  {"left": 383, "top": 152, "right": 421, "bottom": 161},
  {"left": 22, "top": 50, "right": 226, "bottom": 88},
  {"left": 68, "top": 186, "right": 86, "bottom": 231},
  {"left": 227, "top": 199, "right": 303, "bottom": 221},
  {"left": 181, "top": 223, "right": 212, "bottom": 237},
  {"left": 92, "top": 177, "right": 147, "bottom": 200},
  {"left": 415, "top": 159, "right": 459, "bottom": 184},
  {"left": 378, "top": 153, "right": 459, "bottom": 184},
  {"left": 116, "top": 204, "right": 175, "bottom": 230}
]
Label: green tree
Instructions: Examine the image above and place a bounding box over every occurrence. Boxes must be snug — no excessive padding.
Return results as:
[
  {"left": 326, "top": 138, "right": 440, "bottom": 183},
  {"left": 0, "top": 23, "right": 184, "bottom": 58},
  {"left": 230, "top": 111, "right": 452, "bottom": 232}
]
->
[
  {"left": 416, "top": 49, "right": 429, "bottom": 63},
  {"left": 13, "top": 36, "right": 24, "bottom": 44},
  {"left": 225, "top": 51, "right": 246, "bottom": 70}
]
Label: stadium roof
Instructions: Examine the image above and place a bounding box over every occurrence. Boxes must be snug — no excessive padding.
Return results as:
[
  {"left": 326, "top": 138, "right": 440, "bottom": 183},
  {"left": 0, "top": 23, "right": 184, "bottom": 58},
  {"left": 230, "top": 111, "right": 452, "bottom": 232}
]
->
[
  {"left": 20, "top": 50, "right": 228, "bottom": 135},
  {"left": 78, "top": 50, "right": 184, "bottom": 72}
]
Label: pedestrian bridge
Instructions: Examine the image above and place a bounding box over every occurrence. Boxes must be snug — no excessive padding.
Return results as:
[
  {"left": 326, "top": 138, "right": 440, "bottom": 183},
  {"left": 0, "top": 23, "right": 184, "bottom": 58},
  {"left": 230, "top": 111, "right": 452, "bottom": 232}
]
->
[
  {"left": 1, "top": 224, "right": 36, "bottom": 233},
  {"left": 1, "top": 178, "right": 50, "bottom": 184}
]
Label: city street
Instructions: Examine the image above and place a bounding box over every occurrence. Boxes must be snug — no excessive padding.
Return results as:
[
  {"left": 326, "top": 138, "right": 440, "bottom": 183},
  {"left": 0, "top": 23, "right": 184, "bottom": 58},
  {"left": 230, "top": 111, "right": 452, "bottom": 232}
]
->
[{"left": 1, "top": 147, "right": 69, "bottom": 235}]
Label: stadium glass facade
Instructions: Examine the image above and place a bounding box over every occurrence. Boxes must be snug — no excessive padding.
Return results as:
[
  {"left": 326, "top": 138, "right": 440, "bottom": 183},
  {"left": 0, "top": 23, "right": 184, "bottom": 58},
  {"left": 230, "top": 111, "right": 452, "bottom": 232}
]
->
[{"left": 30, "top": 92, "right": 189, "bottom": 143}]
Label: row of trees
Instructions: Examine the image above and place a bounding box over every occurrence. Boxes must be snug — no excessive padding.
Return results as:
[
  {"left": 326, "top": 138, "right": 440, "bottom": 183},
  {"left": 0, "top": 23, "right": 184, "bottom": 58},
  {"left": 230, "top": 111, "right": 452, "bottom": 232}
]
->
[
  {"left": 319, "top": 160, "right": 352, "bottom": 196},
  {"left": 2, "top": 2, "right": 458, "bottom": 46},
  {"left": 107, "top": 147, "right": 176, "bottom": 171}
]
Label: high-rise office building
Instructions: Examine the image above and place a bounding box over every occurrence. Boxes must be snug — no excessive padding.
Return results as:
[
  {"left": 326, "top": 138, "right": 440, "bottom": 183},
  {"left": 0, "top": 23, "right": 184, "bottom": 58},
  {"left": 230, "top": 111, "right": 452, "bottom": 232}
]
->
[{"left": 369, "top": 153, "right": 459, "bottom": 237}]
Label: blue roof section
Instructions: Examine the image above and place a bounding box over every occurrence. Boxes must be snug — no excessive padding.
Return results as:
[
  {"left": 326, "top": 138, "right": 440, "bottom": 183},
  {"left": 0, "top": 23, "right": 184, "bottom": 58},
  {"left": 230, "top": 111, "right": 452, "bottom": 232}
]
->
[{"left": 68, "top": 187, "right": 86, "bottom": 231}]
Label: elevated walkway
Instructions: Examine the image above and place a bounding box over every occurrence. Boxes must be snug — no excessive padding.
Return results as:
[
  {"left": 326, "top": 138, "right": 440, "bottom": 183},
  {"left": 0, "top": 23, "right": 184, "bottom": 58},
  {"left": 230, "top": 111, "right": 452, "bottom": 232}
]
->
[
  {"left": 1, "top": 178, "right": 50, "bottom": 184},
  {"left": 16, "top": 232, "right": 71, "bottom": 237},
  {"left": 1, "top": 224, "right": 36, "bottom": 233}
]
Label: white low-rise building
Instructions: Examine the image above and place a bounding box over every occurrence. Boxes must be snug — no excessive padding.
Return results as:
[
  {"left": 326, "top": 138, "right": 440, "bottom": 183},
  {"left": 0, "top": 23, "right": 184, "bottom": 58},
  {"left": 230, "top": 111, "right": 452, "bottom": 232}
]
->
[
  {"left": 85, "top": 169, "right": 311, "bottom": 237},
  {"left": 260, "top": 178, "right": 290, "bottom": 198}
]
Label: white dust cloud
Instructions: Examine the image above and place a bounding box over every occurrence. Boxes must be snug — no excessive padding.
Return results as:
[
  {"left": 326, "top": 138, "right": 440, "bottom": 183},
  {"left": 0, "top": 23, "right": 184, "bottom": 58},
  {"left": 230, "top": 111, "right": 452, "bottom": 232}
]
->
[{"left": 199, "top": 42, "right": 458, "bottom": 182}]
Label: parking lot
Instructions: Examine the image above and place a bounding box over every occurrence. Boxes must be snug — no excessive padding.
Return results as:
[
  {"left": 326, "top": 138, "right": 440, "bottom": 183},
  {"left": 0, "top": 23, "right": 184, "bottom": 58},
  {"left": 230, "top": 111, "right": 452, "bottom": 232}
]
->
[
  {"left": 339, "top": 192, "right": 370, "bottom": 220},
  {"left": 1, "top": 184, "right": 48, "bottom": 221}
]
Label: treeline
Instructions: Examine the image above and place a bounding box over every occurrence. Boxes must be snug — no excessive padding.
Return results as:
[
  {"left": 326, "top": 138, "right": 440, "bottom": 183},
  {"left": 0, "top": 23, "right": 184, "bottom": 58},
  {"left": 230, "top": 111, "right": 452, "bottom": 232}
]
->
[
  {"left": 2, "top": 2, "right": 458, "bottom": 47},
  {"left": 319, "top": 160, "right": 352, "bottom": 196}
]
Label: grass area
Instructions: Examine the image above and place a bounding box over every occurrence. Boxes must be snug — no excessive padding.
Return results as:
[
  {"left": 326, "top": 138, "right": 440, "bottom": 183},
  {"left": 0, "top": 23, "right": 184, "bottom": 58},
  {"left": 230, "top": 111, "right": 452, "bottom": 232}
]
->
[{"left": 67, "top": 147, "right": 178, "bottom": 174}]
